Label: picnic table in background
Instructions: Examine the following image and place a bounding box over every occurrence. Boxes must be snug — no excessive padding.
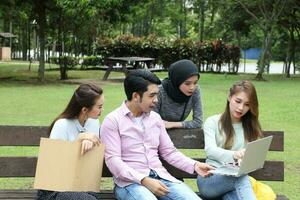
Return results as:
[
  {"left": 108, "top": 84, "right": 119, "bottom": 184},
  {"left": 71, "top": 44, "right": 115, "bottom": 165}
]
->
[{"left": 102, "top": 56, "right": 155, "bottom": 80}]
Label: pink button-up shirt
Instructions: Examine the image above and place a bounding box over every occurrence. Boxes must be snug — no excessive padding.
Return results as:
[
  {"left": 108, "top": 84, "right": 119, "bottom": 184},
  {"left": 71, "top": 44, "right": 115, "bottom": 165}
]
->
[{"left": 100, "top": 102, "right": 196, "bottom": 187}]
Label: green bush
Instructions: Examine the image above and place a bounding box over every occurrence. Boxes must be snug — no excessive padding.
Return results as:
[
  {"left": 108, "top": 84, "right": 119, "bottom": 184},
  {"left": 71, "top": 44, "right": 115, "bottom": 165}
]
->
[
  {"left": 157, "top": 38, "right": 177, "bottom": 69},
  {"left": 140, "top": 35, "right": 162, "bottom": 60},
  {"left": 49, "top": 57, "right": 59, "bottom": 65},
  {"left": 81, "top": 56, "right": 103, "bottom": 69},
  {"left": 49, "top": 56, "right": 78, "bottom": 69},
  {"left": 96, "top": 37, "right": 113, "bottom": 59},
  {"left": 60, "top": 56, "right": 78, "bottom": 69},
  {"left": 111, "top": 35, "right": 141, "bottom": 57},
  {"left": 95, "top": 35, "right": 241, "bottom": 72}
]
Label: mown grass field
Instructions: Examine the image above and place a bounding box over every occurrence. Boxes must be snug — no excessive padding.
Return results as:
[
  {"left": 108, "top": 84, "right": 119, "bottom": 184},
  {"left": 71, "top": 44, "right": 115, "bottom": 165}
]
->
[{"left": 0, "top": 61, "right": 299, "bottom": 199}]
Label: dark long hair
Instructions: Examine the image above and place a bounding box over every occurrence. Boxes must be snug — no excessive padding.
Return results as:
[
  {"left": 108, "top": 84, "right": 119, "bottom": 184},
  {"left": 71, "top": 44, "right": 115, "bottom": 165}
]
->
[
  {"left": 220, "top": 80, "right": 262, "bottom": 149},
  {"left": 48, "top": 83, "right": 103, "bottom": 135}
]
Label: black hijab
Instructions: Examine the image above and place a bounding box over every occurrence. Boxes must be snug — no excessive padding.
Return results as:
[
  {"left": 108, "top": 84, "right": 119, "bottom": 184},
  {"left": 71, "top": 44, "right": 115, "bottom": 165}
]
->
[{"left": 162, "top": 59, "right": 199, "bottom": 103}]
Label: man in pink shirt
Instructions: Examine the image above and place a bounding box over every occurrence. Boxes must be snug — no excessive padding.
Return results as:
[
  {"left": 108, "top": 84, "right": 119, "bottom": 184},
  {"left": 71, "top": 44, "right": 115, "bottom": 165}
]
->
[{"left": 101, "top": 69, "right": 213, "bottom": 200}]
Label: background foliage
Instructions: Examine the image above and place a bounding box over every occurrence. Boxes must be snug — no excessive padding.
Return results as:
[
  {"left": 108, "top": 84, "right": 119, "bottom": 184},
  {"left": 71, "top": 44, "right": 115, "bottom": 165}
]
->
[
  {"left": 96, "top": 35, "right": 240, "bottom": 71},
  {"left": 0, "top": 0, "right": 299, "bottom": 80}
]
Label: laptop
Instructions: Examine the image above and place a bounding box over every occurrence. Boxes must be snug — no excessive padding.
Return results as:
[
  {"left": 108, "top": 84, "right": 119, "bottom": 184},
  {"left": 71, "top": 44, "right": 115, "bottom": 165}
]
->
[{"left": 209, "top": 136, "right": 273, "bottom": 177}]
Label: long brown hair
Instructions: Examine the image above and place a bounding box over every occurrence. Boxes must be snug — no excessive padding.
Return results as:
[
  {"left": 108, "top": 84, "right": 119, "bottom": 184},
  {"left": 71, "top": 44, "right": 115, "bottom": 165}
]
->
[
  {"left": 48, "top": 83, "right": 103, "bottom": 135},
  {"left": 219, "top": 80, "right": 262, "bottom": 149}
]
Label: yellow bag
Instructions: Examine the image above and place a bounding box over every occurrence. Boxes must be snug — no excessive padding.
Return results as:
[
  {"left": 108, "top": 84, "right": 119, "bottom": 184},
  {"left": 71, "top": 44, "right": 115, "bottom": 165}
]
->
[{"left": 250, "top": 176, "right": 276, "bottom": 200}]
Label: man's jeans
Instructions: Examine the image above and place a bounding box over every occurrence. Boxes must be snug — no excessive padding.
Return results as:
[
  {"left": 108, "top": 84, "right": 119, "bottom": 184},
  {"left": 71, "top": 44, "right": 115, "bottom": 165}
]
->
[
  {"left": 197, "top": 174, "right": 256, "bottom": 200},
  {"left": 114, "top": 170, "right": 201, "bottom": 200}
]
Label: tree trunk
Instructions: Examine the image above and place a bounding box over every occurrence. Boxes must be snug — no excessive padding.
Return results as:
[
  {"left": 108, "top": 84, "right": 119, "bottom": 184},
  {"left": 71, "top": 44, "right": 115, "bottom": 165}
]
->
[
  {"left": 27, "top": 20, "right": 31, "bottom": 61},
  {"left": 178, "top": 0, "right": 186, "bottom": 38},
  {"left": 285, "top": 28, "right": 295, "bottom": 78},
  {"left": 22, "top": 22, "right": 28, "bottom": 61},
  {"left": 236, "top": 31, "right": 241, "bottom": 48},
  {"left": 57, "top": 11, "right": 67, "bottom": 80},
  {"left": 35, "top": 0, "right": 46, "bottom": 82},
  {"left": 52, "top": 40, "right": 56, "bottom": 58},
  {"left": 183, "top": 0, "right": 187, "bottom": 38},
  {"left": 198, "top": 0, "right": 205, "bottom": 42},
  {"left": 143, "top": 6, "right": 153, "bottom": 36},
  {"left": 292, "top": 54, "right": 296, "bottom": 74},
  {"left": 285, "top": 41, "right": 292, "bottom": 78},
  {"left": 256, "top": 29, "right": 273, "bottom": 80}
]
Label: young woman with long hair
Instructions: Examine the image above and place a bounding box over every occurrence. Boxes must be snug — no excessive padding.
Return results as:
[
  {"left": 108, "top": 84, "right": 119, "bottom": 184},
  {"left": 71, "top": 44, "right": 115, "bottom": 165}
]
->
[
  {"left": 36, "top": 83, "right": 104, "bottom": 200},
  {"left": 197, "top": 80, "right": 262, "bottom": 200}
]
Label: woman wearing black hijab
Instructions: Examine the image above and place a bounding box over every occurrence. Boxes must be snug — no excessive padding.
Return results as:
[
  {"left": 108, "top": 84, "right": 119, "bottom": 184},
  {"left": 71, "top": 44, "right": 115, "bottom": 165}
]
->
[{"left": 153, "top": 59, "right": 203, "bottom": 129}]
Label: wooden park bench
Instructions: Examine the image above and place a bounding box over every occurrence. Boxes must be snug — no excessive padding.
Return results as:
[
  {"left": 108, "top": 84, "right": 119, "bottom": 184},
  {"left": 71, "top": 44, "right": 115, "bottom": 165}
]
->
[{"left": 0, "top": 125, "right": 288, "bottom": 200}]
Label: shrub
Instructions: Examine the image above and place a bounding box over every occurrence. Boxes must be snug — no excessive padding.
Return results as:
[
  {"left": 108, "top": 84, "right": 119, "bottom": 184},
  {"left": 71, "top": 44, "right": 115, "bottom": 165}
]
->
[
  {"left": 95, "top": 35, "right": 241, "bottom": 73},
  {"left": 49, "top": 56, "right": 78, "bottom": 69},
  {"left": 81, "top": 56, "right": 103, "bottom": 69}
]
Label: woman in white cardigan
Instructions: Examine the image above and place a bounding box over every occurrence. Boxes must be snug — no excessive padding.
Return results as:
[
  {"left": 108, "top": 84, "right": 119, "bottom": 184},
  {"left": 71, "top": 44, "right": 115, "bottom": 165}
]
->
[{"left": 197, "top": 80, "right": 262, "bottom": 200}]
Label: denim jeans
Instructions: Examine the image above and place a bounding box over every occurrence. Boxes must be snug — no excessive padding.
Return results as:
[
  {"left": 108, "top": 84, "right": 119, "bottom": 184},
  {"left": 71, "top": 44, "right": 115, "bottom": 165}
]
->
[
  {"left": 197, "top": 174, "right": 256, "bottom": 200},
  {"left": 114, "top": 170, "right": 201, "bottom": 200}
]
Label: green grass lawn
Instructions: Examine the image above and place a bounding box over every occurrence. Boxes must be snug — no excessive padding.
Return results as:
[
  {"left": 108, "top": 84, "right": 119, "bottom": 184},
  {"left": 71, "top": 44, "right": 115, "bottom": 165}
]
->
[{"left": 0, "top": 61, "right": 299, "bottom": 199}]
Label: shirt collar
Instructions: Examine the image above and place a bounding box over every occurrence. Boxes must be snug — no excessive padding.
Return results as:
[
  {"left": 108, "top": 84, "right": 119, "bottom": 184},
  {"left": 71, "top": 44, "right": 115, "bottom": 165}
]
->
[
  {"left": 121, "top": 101, "right": 131, "bottom": 116},
  {"left": 121, "top": 101, "right": 150, "bottom": 118},
  {"left": 73, "top": 119, "right": 86, "bottom": 133}
]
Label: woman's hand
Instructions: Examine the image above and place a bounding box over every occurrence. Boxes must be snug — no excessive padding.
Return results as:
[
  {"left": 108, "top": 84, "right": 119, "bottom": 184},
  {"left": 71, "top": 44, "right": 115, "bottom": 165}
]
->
[
  {"left": 233, "top": 149, "right": 245, "bottom": 166},
  {"left": 78, "top": 132, "right": 101, "bottom": 145},
  {"left": 233, "top": 149, "right": 245, "bottom": 160},
  {"left": 194, "top": 161, "right": 214, "bottom": 177},
  {"left": 81, "top": 139, "right": 94, "bottom": 155},
  {"left": 78, "top": 132, "right": 101, "bottom": 155},
  {"left": 164, "top": 121, "right": 183, "bottom": 129}
]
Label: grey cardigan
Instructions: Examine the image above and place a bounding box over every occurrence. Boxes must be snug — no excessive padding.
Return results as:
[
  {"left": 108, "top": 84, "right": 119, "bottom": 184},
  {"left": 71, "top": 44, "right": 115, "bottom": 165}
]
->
[{"left": 153, "top": 85, "right": 203, "bottom": 128}]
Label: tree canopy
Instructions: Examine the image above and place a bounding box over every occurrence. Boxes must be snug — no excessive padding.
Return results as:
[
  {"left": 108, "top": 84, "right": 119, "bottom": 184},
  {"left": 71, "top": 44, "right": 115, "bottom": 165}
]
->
[{"left": 0, "top": 0, "right": 299, "bottom": 80}]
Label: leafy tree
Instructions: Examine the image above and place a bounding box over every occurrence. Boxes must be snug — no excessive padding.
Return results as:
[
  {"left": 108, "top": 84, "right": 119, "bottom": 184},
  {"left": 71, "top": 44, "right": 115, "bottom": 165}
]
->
[
  {"left": 213, "top": 1, "right": 252, "bottom": 47},
  {"left": 235, "top": 0, "right": 287, "bottom": 80},
  {"left": 277, "top": 0, "right": 300, "bottom": 77}
]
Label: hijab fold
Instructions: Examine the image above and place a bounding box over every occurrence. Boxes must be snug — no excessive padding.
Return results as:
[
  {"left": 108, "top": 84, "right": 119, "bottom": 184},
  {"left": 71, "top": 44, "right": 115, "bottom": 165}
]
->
[{"left": 162, "top": 59, "right": 199, "bottom": 103}]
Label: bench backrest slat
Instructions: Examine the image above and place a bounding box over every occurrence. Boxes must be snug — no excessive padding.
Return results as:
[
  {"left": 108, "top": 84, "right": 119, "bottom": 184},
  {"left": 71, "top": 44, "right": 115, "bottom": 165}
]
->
[
  {"left": 167, "top": 128, "right": 283, "bottom": 151},
  {"left": 0, "top": 126, "right": 284, "bottom": 151},
  {"left": 0, "top": 126, "right": 48, "bottom": 146},
  {"left": 0, "top": 126, "right": 284, "bottom": 182},
  {"left": 263, "top": 131, "right": 284, "bottom": 151}
]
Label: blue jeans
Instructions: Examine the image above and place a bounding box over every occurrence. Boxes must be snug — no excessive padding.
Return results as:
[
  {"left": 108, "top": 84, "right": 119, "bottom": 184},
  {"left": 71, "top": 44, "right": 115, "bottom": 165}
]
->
[
  {"left": 197, "top": 174, "right": 256, "bottom": 200},
  {"left": 114, "top": 170, "right": 201, "bottom": 200}
]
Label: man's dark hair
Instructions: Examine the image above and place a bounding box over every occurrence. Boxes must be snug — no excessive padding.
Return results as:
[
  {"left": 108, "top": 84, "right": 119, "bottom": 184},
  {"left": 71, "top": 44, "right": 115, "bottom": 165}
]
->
[{"left": 124, "top": 69, "right": 161, "bottom": 100}]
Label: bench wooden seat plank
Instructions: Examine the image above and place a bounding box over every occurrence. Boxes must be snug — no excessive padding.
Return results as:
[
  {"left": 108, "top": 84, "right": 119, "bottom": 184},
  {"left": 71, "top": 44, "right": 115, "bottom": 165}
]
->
[
  {"left": 0, "top": 190, "right": 115, "bottom": 200},
  {"left": 0, "top": 190, "right": 289, "bottom": 200},
  {"left": 0, "top": 126, "right": 288, "bottom": 199},
  {"left": 0, "top": 157, "right": 284, "bottom": 181}
]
